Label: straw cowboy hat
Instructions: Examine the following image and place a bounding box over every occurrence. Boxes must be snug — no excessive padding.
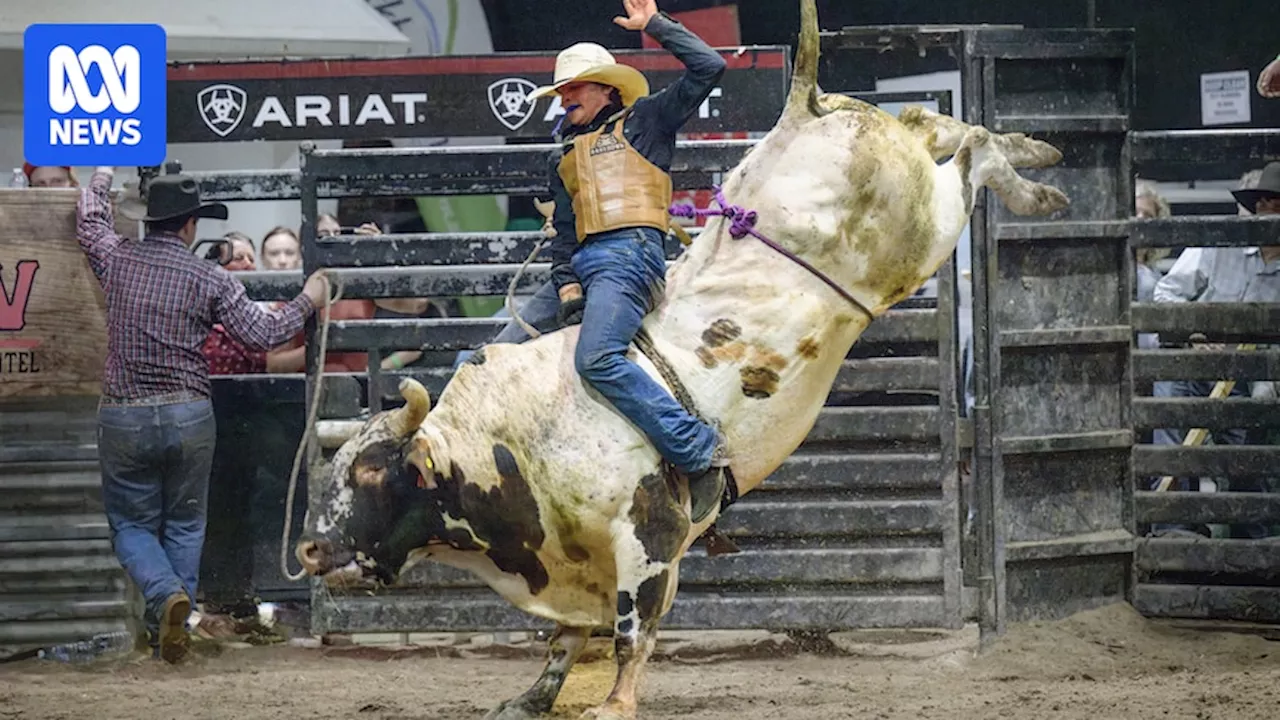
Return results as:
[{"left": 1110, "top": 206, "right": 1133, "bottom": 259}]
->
[{"left": 528, "top": 43, "right": 650, "bottom": 107}]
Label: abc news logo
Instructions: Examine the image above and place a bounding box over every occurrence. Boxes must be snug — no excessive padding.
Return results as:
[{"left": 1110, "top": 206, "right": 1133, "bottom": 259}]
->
[
  {"left": 47, "top": 44, "right": 143, "bottom": 147},
  {"left": 24, "top": 24, "right": 167, "bottom": 167}
]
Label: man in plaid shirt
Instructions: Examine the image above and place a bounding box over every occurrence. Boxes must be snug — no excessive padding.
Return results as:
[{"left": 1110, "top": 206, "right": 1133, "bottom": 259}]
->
[{"left": 78, "top": 166, "right": 329, "bottom": 662}]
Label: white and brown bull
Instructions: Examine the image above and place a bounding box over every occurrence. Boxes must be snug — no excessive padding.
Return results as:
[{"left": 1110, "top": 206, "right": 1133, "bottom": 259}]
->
[{"left": 295, "top": 1, "right": 1069, "bottom": 717}]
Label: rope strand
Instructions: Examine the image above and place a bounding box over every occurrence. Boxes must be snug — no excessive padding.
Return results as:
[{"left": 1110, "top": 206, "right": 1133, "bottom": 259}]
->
[{"left": 280, "top": 273, "right": 344, "bottom": 582}]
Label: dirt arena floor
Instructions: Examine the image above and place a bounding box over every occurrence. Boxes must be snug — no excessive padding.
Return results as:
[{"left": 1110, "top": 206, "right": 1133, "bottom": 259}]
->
[{"left": 4, "top": 603, "right": 1280, "bottom": 720}]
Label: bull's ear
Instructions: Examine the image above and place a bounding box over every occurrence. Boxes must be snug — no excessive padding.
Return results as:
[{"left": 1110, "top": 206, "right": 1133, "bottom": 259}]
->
[{"left": 407, "top": 427, "right": 452, "bottom": 490}]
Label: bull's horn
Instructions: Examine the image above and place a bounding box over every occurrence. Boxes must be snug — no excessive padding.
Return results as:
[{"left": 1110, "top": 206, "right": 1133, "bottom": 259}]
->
[
  {"left": 783, "top": 0, "right": 822, "bottom": 121},
  {"left": 392, "top": 378, "right": 432, "bottom": 436}
]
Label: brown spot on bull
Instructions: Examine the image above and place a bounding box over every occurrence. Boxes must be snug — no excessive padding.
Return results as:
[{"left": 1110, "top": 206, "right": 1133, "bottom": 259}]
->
[
  {"left": 629, "top": 471, "right": 689, "bottom": 563},
  {"left": 955, "top": 144, "right": 974, "bottom": 212},
  {"left": 701, "top": 319, "right": 741, "bottom": 347},
  {"left": 753, "top": 347, "right": 787, "bottom": 373},
  {"left": 636, "top": 570, "right": 671, "bottom": 622},
  {"left": 740, "top": 366, "right": 780, "bottom": 399},
  {"left": 435, "top": 447, "right": 549, "bottom": 594},
  {"left": 797, "top": 335, "right": 821, "bottom": 360},
  {"left": 696, "top": 340, "right": 747, "bottom": 370}
]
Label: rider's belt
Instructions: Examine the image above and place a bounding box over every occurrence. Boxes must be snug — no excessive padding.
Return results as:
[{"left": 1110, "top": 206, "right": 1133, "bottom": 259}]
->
[{"left": 559, "top": 108, "right": 673, "bottom": 241}]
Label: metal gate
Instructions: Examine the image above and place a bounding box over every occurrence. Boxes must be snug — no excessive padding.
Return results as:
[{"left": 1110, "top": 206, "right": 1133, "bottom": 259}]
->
[
  {"left": 828, "top": 25, "right": 1137, "bottom": 641},
  {"left": 1129, "top": 128, "right": 1280, "bottom": 623},
  {"left": 291, "top": 94, "right": 964, "bottom": 635},
  {"left": 0, "top": 398, "right": 134, "bottom": 659}
]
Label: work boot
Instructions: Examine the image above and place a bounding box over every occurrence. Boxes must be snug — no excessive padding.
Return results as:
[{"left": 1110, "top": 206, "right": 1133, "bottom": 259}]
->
[{"left": 158, "top": 592, "right": 191, "bottom": 664}]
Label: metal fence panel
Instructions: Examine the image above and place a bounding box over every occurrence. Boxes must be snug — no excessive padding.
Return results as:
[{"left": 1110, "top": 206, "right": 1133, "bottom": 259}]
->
[
  {"left": 969, "top": 29, "right": 1137, "bottom": 637},
  {"left": 0, "top": 398, "right": 133, "bottom": 659},
  {"left": 1130, "top": 132, "right": 1280, "bottom": 623}
]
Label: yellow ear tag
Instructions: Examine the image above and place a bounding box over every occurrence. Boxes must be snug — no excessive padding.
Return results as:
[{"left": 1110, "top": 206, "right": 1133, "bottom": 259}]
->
[{"left": 416, "top": 456, "right": 434, "bottom": 489}]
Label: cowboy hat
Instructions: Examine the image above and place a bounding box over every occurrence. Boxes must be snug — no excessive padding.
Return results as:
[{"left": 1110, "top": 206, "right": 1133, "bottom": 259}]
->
[
  {"left": 120, "top": 174, "right": 229, "bottom": 223},
  {"left": 1231, "top": 161, "right": 1280, "bottom": 214},
  {"left": 528, "top": 43, "right": 649, "bottom": 107}
]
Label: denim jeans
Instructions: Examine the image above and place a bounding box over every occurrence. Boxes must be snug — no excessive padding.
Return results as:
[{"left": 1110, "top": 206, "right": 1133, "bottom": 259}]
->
[
  {"left": 98, "top": 398, "right": 216, "bottom": 639},
  {"left": 571, "top": 227, "right": 718, "bottom": 474},
  {"left": 453, "top": 280, "right": 561, "bottom": 369}
]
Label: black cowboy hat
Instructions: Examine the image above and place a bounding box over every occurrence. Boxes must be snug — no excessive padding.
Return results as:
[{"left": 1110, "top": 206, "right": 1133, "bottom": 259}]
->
[
  {"left": 1231, "top": 161, "right": 1280, "bottom": 214},
  {"left": 120, "top": 174, "right": 229, "bottom": 223}
]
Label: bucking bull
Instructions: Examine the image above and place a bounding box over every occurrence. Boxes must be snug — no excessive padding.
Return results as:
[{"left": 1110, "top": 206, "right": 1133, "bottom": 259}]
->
[{"left": 295, "top": 1, "right": 1069, "bottom": 717}]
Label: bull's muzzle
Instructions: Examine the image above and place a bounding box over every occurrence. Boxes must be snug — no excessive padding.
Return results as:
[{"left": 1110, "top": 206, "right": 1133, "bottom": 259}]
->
[{"left": 296, "top": 538, "right": 335, "bottom": 575}]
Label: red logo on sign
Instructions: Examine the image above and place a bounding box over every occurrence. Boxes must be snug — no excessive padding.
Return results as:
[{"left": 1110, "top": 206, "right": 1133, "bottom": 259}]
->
[{"left": 0, "top": 261, "right": 40, "bottom": 332}]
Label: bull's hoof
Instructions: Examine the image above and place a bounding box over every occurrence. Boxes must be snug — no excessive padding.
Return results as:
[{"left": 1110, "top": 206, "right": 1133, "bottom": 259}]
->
[
  {"left": 578, "top": 703, "right": 634, "bottom": 720},
  {"left": 483, "top": 700, "right": 541, "bottom": 720}
]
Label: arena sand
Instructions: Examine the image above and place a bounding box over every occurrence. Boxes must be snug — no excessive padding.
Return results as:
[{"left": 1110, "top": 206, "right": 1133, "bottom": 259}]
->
[{"left": 3, "top": 603, "right": 1279, "bottom": 720}]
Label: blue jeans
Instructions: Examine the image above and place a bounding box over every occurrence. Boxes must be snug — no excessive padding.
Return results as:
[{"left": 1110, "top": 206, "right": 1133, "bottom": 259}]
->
[
  {"left": 453, "top": 281, "right": 561, "bottom": 369},
  {"left": 572, "top": 228, "right": 718, "bottom": 475},
  {"left": 98, "top": 398, "right": 216, "bottom": 639}
]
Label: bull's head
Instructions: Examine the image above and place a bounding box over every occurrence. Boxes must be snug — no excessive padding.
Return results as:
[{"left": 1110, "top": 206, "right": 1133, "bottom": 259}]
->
[{"left": 295, "top": 379, "right": 452, "bottom": 588}]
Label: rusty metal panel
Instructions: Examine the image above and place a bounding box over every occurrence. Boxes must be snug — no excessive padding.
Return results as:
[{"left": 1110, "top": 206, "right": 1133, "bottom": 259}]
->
[
  {"left": 1131, "top": 216, "right": 1280, "bottom": 249},
  {"left": 1133, "top": 585, "right": 1280, "bottom": 623},
  {"left": 1136, "top": 492, "right": 1280, "bottom": 526},
  {"left": 1130, "top": 129, "right": 1280, "bottom": 625},
  {"left": 969, "top": 31, "right": 1136, "bottom": 637},
  {"left": 0, "top": 398, "right": 132, "bottom": 660},
  {"left": 1134, "top": 349, "right": 1280, "bottom": 382},
  {"left": 1134, "top": 446, "right": 1280, "bottom": 478},
  {"left": 1132, "top": 302, "right": 1280, "bottom": 342},
  {"left": 1129, "top": 128, "right": 1280, "bottom": 182}
]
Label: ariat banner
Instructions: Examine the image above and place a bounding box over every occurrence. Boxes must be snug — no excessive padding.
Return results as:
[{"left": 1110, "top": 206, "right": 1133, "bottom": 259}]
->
[{"left": 166, "top": 48, "right": 789, "bottom": 143}]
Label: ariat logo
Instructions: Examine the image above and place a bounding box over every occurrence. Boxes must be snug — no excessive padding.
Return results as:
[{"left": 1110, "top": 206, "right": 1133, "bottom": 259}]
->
[{"left": 590, "top": 133, "right": 624, "bottom": 156}]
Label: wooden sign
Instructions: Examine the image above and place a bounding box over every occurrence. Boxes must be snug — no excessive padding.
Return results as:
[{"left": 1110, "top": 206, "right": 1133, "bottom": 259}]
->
[{"left": 0, "top": 189, "right": 134, "bottom": 399}]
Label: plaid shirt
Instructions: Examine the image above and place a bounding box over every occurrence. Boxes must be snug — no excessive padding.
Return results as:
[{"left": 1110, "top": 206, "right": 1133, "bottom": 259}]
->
[{"left": 77, "top": 170, "right": 314, "bottom": 399}]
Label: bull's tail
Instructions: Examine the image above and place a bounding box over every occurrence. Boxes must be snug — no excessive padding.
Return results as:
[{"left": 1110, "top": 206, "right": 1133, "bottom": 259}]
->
[{"left": 782, "top": 0, "right": 821, "bottom": 122}]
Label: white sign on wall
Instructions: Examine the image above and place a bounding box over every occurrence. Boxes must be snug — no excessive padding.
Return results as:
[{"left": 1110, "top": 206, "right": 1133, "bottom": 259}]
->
[{"left": 1201, "top": 70, "right": 1252, "bottom": 126}]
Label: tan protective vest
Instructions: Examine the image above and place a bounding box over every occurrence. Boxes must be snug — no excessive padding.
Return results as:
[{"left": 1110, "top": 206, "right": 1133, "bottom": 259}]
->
[{"left": 558, "top": 110, "right": 674, "bottom": 241}]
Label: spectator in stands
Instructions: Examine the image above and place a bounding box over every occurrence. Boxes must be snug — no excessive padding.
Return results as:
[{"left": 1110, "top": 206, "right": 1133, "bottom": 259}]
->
[
  {"left": 1149, "top": 164, "right": 1280, "bottom": 538},
  {"left": 77, "top": 167, "right": 328, "bottom": 663},
  {"left": 261, "top": 226, "right": 302, "bottom": 271},
  {"left": 1134, "top": 181, "right": 1171, "bottom": 350},
  {"left": 202, "top": 233, "right": 269, "bottom": 375},
  {"left": 204, "top": 231, "right": 257, "bottom": 271},
  {"left": 266, "top": 216, "right": 382, "bottom": 374},
  {"left": 317, "top": 212, "right": 382, "bottom": 239},
  {"left": 375, "top": 297, "right": 449, "bottom": 372},
  {"left": 24, "top": 163, "right": 78, "bottom": 188}
]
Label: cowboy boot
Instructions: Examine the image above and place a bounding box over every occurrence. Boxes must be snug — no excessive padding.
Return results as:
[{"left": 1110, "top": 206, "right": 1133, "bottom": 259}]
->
[{"left": 687, "top": 432, "right": 730, "bottom": 524}]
